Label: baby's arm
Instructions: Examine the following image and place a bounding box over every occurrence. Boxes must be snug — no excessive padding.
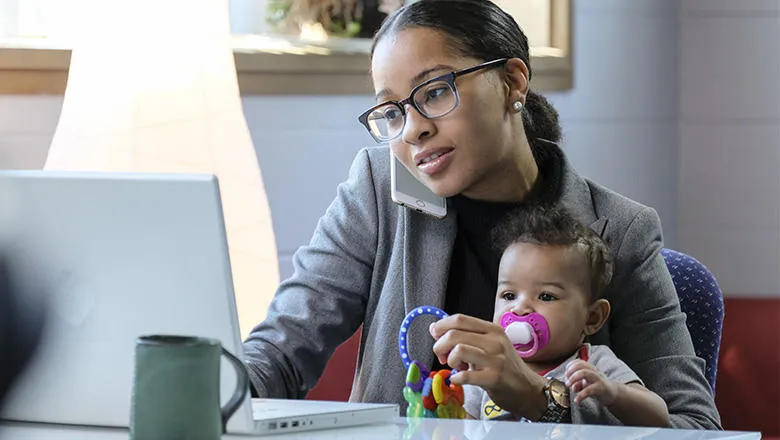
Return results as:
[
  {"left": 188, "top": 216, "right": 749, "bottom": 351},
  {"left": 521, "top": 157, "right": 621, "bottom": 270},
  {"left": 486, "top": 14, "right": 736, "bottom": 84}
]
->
[{"left": 565, "top": 359, "right": 669, "bottom": 427}]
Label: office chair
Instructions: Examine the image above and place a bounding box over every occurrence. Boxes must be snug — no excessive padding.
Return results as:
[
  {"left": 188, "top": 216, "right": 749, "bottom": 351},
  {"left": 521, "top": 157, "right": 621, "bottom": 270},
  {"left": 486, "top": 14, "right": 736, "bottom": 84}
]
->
[{"left": 661, "top": 248, "right": 724, "bottom": 393}]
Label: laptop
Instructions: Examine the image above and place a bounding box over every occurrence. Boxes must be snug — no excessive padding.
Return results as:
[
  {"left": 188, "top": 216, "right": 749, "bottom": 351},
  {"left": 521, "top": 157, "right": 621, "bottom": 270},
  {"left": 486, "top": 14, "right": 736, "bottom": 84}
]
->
[{"left": 0, "top": 171, "right": 397, "bottom": 435}]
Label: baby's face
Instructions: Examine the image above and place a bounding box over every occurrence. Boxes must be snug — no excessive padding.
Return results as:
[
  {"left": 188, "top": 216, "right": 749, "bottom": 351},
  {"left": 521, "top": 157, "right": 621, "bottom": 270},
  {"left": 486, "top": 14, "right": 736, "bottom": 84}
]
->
[{"left": 493, "top": 242, "right": 593, "bottom": 364}]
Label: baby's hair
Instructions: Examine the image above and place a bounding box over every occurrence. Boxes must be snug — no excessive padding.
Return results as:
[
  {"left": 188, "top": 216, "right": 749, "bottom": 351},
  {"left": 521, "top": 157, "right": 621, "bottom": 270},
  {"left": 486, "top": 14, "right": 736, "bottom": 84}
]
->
[{"left": 492, "top": 205, "right": 613, "bottom": 301}]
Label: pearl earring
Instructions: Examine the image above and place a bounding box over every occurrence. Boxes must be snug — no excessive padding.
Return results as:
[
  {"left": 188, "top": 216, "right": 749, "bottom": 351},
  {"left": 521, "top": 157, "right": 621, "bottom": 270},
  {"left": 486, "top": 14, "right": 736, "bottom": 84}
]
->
[{"left": 512, "top": 101, "right": 523, "bottom": 112}]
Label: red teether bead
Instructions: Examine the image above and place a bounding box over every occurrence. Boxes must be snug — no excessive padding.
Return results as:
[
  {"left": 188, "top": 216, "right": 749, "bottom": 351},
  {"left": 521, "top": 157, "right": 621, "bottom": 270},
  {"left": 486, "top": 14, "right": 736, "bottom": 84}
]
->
[{"left": 422, "top": 393, "right": 437, "bottom": 411}]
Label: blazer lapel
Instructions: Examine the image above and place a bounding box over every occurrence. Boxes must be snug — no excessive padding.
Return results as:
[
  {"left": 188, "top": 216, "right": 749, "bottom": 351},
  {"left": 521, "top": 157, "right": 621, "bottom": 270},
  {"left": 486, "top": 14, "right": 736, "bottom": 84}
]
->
[
  {"left": 552, "top": 144, "right": 607, "bottom": 236},
  {"left": 589, "top": 217, "right": 609, "bottom": 237}
]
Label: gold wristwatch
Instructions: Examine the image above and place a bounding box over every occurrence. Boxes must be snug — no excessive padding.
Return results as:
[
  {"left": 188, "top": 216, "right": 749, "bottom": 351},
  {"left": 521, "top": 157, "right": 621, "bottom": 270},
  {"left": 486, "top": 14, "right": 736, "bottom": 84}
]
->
[{"left": 537, "top": 378, "right": 571, "bottom": 423}]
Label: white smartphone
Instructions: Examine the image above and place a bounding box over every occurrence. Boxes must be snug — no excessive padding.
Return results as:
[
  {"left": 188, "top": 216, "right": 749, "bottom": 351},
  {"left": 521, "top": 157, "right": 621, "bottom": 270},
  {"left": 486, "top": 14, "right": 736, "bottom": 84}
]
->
[{"left": 390, "top": 152, "right": 447, "bottom": 218}]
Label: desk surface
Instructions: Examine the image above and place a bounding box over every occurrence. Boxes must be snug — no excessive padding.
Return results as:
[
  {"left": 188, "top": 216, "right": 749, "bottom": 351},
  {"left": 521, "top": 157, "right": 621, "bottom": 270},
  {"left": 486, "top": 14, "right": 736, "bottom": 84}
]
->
[{"left": 0, "top": 418, "right": 761, "bottom": 440}]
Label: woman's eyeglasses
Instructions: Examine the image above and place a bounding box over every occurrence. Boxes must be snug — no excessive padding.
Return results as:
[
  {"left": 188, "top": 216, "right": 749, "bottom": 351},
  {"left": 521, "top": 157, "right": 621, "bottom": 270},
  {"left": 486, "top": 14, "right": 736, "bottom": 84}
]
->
[{"left": 358, "top": 58, "right": 509, "bottom": 143}]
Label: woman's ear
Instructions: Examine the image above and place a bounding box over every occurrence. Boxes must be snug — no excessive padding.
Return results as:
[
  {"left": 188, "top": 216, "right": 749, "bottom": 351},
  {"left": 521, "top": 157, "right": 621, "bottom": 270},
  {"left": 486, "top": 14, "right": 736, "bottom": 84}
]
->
[
  {"left": 503, "top": 58, "right": 530, "bottom": 109},
  {"left": 584, "top": 299, "right": 611, "bottom": 336}
]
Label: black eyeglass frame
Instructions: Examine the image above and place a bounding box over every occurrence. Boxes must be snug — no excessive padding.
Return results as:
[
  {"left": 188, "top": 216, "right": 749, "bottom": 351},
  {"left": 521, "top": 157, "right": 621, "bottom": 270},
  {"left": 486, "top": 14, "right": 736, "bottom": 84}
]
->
[{"left": 358, "top": 58, "right": 509, "bottom": 143}]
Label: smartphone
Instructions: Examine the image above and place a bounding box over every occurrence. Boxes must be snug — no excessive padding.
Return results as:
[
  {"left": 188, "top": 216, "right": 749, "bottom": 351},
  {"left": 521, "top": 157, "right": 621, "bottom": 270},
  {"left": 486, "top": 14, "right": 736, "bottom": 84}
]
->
[{"left": 390, "top": 152, "right": 447, "bottom": 218}]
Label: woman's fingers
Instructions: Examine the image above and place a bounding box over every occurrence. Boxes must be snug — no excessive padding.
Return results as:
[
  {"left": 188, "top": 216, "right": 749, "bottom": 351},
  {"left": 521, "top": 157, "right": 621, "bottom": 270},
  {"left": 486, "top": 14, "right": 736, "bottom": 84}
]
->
[
  {"left": 432, "top": 327, "right": 505, "bottom": 364},
  {"left": 449, "top": 364, "right": 501, "bottom": 388},
  {"left": 429, "top": 314, "right": 498, "bottom": 339},
  {"left": 445, "top": 342, "right": 491, "bottom": 371},
  {"left": 426, "top": 314, "right": 526, "bottom": 391},
  {"left": 433, "top": 342, "right": 506, "bottom": 388}
]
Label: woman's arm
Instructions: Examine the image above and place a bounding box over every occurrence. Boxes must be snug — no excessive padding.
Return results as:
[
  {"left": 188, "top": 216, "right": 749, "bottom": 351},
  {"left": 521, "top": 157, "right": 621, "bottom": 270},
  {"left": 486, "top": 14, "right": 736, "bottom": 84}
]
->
[
  {"left": 242, "top": 149, "right": 379, "bottom": 398},
  {"left": 608, "top": 207, "right": 721, "bottom": 429}
]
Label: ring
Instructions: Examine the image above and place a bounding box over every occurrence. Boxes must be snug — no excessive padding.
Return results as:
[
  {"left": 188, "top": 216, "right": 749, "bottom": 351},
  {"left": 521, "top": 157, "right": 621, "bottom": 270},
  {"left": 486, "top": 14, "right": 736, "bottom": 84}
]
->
[{"left": 398, "top": 306, "right": 448, "bottom": 369}]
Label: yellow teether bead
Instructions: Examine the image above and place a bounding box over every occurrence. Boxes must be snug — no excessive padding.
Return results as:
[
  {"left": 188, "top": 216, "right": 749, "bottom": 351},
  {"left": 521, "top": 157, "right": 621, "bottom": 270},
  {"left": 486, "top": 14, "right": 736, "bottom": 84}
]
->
[{"left": 432, "top": 372, "right": 445, "bottom": 404}]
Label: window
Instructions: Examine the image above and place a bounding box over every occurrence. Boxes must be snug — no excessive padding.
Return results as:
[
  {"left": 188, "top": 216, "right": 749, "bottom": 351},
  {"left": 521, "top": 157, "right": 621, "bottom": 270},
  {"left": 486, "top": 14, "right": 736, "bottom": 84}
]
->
[
  {"left": 0, "top": 0, "right": 572, "bottom": 95},
  {"left": 228, "top": 0, "right": 571, "bottom": 92}
]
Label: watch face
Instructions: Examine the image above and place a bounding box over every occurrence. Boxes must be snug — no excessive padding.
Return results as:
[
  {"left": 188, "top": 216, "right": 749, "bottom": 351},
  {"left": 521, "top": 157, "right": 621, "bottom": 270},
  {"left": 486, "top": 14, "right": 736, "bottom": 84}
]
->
[{"left": 549, "top": 380, "right": 570, "bottom": 409}]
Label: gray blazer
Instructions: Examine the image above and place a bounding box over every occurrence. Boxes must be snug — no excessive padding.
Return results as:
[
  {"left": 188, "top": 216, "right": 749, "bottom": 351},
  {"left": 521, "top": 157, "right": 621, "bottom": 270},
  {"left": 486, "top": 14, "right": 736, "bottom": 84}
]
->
[{"left": 243, "top": 145, "right": 721, "bottom": 429}]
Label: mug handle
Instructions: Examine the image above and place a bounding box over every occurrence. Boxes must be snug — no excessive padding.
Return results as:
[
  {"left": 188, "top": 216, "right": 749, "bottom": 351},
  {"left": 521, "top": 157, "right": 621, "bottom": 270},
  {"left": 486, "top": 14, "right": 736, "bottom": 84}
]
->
[{"left": 219, "top": 347, "right": 250, "bottom": 433}]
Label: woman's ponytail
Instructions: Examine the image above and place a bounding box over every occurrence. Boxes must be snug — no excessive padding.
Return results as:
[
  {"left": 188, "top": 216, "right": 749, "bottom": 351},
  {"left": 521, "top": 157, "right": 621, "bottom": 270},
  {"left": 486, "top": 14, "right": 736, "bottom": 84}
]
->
[{"left": 522, "top": 90, "right": 562, "bottom": 144}]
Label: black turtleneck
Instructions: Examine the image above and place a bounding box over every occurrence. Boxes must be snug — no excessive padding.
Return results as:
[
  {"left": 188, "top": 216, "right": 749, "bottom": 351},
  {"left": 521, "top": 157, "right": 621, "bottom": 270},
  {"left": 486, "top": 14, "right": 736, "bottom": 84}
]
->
[{"left": 432, "top": 142, "right": 564, "bottom": 370}]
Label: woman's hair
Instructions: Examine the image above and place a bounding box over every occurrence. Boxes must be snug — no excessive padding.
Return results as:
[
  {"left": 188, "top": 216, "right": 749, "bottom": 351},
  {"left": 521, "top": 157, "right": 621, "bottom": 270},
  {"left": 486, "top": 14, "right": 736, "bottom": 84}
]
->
[
  {"left": 371, "top": 0, "right": 562, "bottom": 144},
  {"left": 491, "top": 206, "right": 614, "bottom": 301}
]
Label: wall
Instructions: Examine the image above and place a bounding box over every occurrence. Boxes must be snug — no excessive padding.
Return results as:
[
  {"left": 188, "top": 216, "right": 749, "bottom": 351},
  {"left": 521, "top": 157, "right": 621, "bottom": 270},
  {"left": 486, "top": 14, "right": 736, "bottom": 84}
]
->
[
  {"left": 241, "top": 96, "right": 372, "bottom": 280},
  {"left": 677, "top": 1, "right": 780, "bottom": 435},
  {"left": 678, "top": 0, "right": 780, "bottom": 298},
  {"left": 0, "top": 96, "right": 61, "bottom": 169}
]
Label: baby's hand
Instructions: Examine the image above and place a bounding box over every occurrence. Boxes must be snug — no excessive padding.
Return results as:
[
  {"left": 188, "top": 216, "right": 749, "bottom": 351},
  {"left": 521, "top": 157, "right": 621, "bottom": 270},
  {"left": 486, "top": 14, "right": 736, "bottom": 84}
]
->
[{"left": 564, "top": 359, "right": 618, "bottom": 405}]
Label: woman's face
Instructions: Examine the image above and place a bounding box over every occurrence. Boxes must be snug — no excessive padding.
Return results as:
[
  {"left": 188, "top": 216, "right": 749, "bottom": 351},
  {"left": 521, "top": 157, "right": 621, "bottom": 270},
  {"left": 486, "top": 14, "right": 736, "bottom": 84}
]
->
[{"left": 370, "top": 27, "right": 523, "bottom": 199}]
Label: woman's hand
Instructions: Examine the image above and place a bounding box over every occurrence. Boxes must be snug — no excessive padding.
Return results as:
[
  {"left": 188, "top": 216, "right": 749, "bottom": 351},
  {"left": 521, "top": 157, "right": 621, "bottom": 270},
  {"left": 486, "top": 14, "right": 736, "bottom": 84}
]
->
[
  {"left": 564, "top": 359, "right": 618, "bottom": 405},
  {"left": 429, "top": 314, "right": 548, "bottom": 420}
]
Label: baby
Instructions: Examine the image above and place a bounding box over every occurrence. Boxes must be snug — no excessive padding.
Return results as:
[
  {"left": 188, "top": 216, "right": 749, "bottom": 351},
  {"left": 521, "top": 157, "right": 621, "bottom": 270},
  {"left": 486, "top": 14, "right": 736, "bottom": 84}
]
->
[{"left": 462, "top": 206, "right": 669, "bottom": 426}]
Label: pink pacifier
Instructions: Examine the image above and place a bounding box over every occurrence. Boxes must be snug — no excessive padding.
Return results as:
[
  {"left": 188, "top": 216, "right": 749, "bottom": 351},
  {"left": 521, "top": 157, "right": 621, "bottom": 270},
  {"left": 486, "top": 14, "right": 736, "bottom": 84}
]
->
[{"left": 499, "top": 312, "right": 550, "bottom": 358}]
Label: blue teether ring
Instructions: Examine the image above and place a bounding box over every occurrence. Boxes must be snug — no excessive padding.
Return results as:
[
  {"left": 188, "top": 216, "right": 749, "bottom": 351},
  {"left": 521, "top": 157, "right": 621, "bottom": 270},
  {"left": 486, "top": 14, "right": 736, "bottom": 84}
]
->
[{"left": 399, "top": 306, "right": 449, "bottom": 370}]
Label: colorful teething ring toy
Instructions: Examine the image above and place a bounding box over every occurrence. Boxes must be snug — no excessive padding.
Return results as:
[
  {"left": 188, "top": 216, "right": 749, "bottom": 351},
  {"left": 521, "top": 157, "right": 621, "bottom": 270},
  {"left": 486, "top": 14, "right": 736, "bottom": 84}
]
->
[{"left": 399, "top": 306, "right": 465, "bottom": 419}]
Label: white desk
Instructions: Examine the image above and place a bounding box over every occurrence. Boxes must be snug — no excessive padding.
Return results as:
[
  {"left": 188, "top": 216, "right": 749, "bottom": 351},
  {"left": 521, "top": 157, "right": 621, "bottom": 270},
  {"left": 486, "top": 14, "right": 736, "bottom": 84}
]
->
[{"left": 0, "top": 418, "right": 762, "bottom": 440}]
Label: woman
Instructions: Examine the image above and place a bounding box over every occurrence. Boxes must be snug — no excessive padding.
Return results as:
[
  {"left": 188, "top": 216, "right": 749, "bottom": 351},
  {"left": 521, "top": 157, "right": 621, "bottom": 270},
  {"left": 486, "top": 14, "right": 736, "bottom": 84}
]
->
[{"left": 243, "top": 0, "right": 720, "bottom": 428}]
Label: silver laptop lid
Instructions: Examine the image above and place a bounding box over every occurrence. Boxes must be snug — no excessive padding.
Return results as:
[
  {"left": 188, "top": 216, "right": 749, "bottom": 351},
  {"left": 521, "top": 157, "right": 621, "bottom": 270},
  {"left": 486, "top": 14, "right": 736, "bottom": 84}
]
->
[{"left": 0, "top": 171, "right": 254, "bottom": 432}]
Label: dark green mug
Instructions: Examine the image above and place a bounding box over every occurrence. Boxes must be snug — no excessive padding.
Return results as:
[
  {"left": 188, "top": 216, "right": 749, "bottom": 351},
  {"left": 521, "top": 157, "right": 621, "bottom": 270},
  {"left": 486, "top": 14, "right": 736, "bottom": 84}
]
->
[{"left": 129, "top": 335, "right": 249, "bottom": 440}]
